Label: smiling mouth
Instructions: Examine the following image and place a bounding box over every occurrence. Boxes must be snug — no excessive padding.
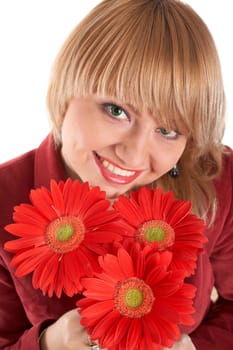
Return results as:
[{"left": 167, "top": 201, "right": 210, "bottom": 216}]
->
[{"left": 94, "top": 152, "right": 141, "bottom": 184}]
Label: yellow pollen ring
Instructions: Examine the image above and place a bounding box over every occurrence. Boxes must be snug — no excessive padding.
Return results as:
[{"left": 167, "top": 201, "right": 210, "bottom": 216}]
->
[
  {"left": 137, "top": 219, "right": 175, "bottom": 251},
  {"left": 45, "top": 216, "right": 85, "bottom": 253},
  {"left": 114, "top": 277, "right": 154, "bottom": 318}
]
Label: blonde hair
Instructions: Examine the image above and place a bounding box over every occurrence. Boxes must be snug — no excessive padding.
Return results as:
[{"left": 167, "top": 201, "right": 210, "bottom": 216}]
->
[{"left": 47, "top": 0, "right": 226, "bottom": 224}]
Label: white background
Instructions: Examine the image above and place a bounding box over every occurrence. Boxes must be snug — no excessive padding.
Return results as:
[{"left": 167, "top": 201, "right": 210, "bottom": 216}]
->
[{"left": 0, "top": 1, "right": 232, "bottom": 163}]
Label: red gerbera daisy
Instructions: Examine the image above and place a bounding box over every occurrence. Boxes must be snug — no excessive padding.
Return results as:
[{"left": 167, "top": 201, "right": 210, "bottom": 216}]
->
[
  {"left": 77, "top": 243, "right": 196, "bottom": 350},
  {"left": 4, "top": 178, "right": 125, "bottom": 297},
  {"left": 113, "top": 187, "right": 207, "bottom": 276}
]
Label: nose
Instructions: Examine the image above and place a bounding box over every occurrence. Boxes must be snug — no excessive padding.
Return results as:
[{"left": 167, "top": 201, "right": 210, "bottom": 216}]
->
[{"left": 115, "top": 126, "right": 151, "bottom": 168}]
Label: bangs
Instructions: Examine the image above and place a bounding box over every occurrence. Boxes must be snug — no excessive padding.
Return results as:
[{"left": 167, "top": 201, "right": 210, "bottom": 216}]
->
[
  {"left": 49, "top": 0, "right": 225, "bottom": 145},
  {"left": 73, "top": 0, "right": 194, "bottom": 136},
  {"left": 47, "top": 0, "right": 225, "bottom": 222}
]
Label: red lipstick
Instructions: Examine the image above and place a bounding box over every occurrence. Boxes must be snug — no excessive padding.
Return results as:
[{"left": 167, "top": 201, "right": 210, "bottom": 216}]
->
[{"left": 94, "top": 152, "right": 142, "bottom": 185}]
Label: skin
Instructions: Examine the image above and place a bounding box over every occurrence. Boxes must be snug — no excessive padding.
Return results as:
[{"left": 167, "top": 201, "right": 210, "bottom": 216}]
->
[
  {"left": 61, "top": 95, "right": 187, "bottom": 200},
  {"left": 164, "top": 334, "right": 197, "bottom": 350},
  {"left": 41, "top": 95, "right": 196, "bottom": 350}
]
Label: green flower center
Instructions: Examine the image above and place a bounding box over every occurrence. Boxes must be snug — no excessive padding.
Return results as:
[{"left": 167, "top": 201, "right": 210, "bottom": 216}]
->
[
  {"left": 145, "top": 227, "right": 165, "bottom": 242},
  {"left": 56, "top": 224, "right": 74, "bottom": 241},
  {"left": 137, "top": 220, "right": 175, "bottom": 251},
  {"left": 114, "top": 277, "right": 154, "bottom": 318},
  {"left": 125, "top": 288, "right": 143, "bottom": 308},
  {"left": 46, "top": 216, "right": 85, "bottom": 253}
]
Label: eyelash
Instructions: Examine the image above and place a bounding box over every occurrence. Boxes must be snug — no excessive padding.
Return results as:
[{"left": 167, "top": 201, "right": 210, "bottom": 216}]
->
[
  {"left": 102, "top": 102, "right": 180, "bottom": 139},
  {"left": 155, "top": 128, "right": 180, "bottom": 140},
  {"left": 102, "top": 103, "right": 130, "bottom": 121}
]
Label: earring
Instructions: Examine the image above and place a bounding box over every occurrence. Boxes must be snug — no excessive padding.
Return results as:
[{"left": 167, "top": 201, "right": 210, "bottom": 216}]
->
[{"left": 169, "top": 165, "right": 179, "bottom": 178}]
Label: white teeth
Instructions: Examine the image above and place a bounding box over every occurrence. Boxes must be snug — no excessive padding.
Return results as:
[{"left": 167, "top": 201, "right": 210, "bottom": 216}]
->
[{"left": 102, "top": 159, "right": 135, "bottom": 177}]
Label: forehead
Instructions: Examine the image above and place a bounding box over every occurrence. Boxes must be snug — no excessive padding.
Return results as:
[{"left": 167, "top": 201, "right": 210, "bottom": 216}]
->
[{"left": 70, "top": 1, "right": 206, "bottom": 139}]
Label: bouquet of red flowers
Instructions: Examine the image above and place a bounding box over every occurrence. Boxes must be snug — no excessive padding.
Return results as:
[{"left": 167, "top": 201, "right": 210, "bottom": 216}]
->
[{"left": 4, "top": 178, "right": 207, "bottom": 349}]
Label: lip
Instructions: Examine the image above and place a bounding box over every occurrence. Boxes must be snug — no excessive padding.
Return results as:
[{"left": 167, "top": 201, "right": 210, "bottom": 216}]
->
[{"left": 93, "top": 152, "right": 142, "bottom": 185}]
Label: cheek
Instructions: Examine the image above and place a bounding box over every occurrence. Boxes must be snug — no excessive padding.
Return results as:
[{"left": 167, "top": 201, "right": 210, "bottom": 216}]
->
[
  {"left": 61, "top": 113, "right": 85, "bottom": 147},
  {"left": 61, "top": 118, "right": 81, "bottom": 160},
  {"left": 155, "top": 139, "right": 187, "bottom": 171},
  {"left": 61, "top": 116, "right": 102, "bottom": 155},
  {"left": 172, "top": 140, "right": 187, "bottom": 164},
  {"left": 178, "top": 138, "right": 187, "bottom": 158}
]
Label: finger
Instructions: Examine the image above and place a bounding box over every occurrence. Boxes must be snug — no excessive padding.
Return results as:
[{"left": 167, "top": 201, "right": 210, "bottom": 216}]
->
[
  {"left": 164, "top": 334, "right": 193, "bottom": 350},
  {"left": 86, "top": 333, "right": 100, "bottom": 350}
]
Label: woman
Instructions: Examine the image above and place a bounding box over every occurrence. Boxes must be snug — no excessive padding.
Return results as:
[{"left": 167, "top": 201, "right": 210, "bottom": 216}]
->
[{"left": 0, "top": 0, "right": 232, "bottom": 349}]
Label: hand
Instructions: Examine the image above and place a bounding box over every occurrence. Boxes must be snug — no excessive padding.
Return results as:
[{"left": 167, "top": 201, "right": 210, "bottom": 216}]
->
[
  {"left": 164, "top": 334, "right": 196, "bottom": 350},
  {"left": 39, "top": 308, "right": 105, "bottom": 350}
]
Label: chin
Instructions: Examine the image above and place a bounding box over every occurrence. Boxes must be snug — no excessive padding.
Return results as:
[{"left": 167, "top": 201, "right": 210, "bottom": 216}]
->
[{"left": 104, "top": 187, "right": 126, "bottom": 200}]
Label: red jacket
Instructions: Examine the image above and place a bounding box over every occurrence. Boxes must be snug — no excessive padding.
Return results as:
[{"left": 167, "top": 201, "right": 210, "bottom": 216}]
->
[{"left": 0, "top": 134, "right": 233, "bottom": 349}]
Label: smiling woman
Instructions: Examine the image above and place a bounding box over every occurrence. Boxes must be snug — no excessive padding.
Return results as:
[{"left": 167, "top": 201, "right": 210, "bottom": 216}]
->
[
  {"left": 0, "top": 1, "right": 233, "bottom": 350},
  {"left": 60, "top": 96, "right": 187, "bottom": 200},
  {"left": 0, "top": 0, "right": 232, "bottom": 163}
]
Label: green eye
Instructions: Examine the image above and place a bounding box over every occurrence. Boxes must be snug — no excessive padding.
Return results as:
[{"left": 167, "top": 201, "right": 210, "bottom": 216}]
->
[
  {"left": 110, "top": 105, "right": 123, "bottom": 117},
  {"left": 160, "top": 128, "right": 169, "bottom": 135},
  {"left": 156, "top": 128, "right": 179, "bottom": 139},
  {"left": 103, "top": 103, "right": 128, "bottom": 120}
]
